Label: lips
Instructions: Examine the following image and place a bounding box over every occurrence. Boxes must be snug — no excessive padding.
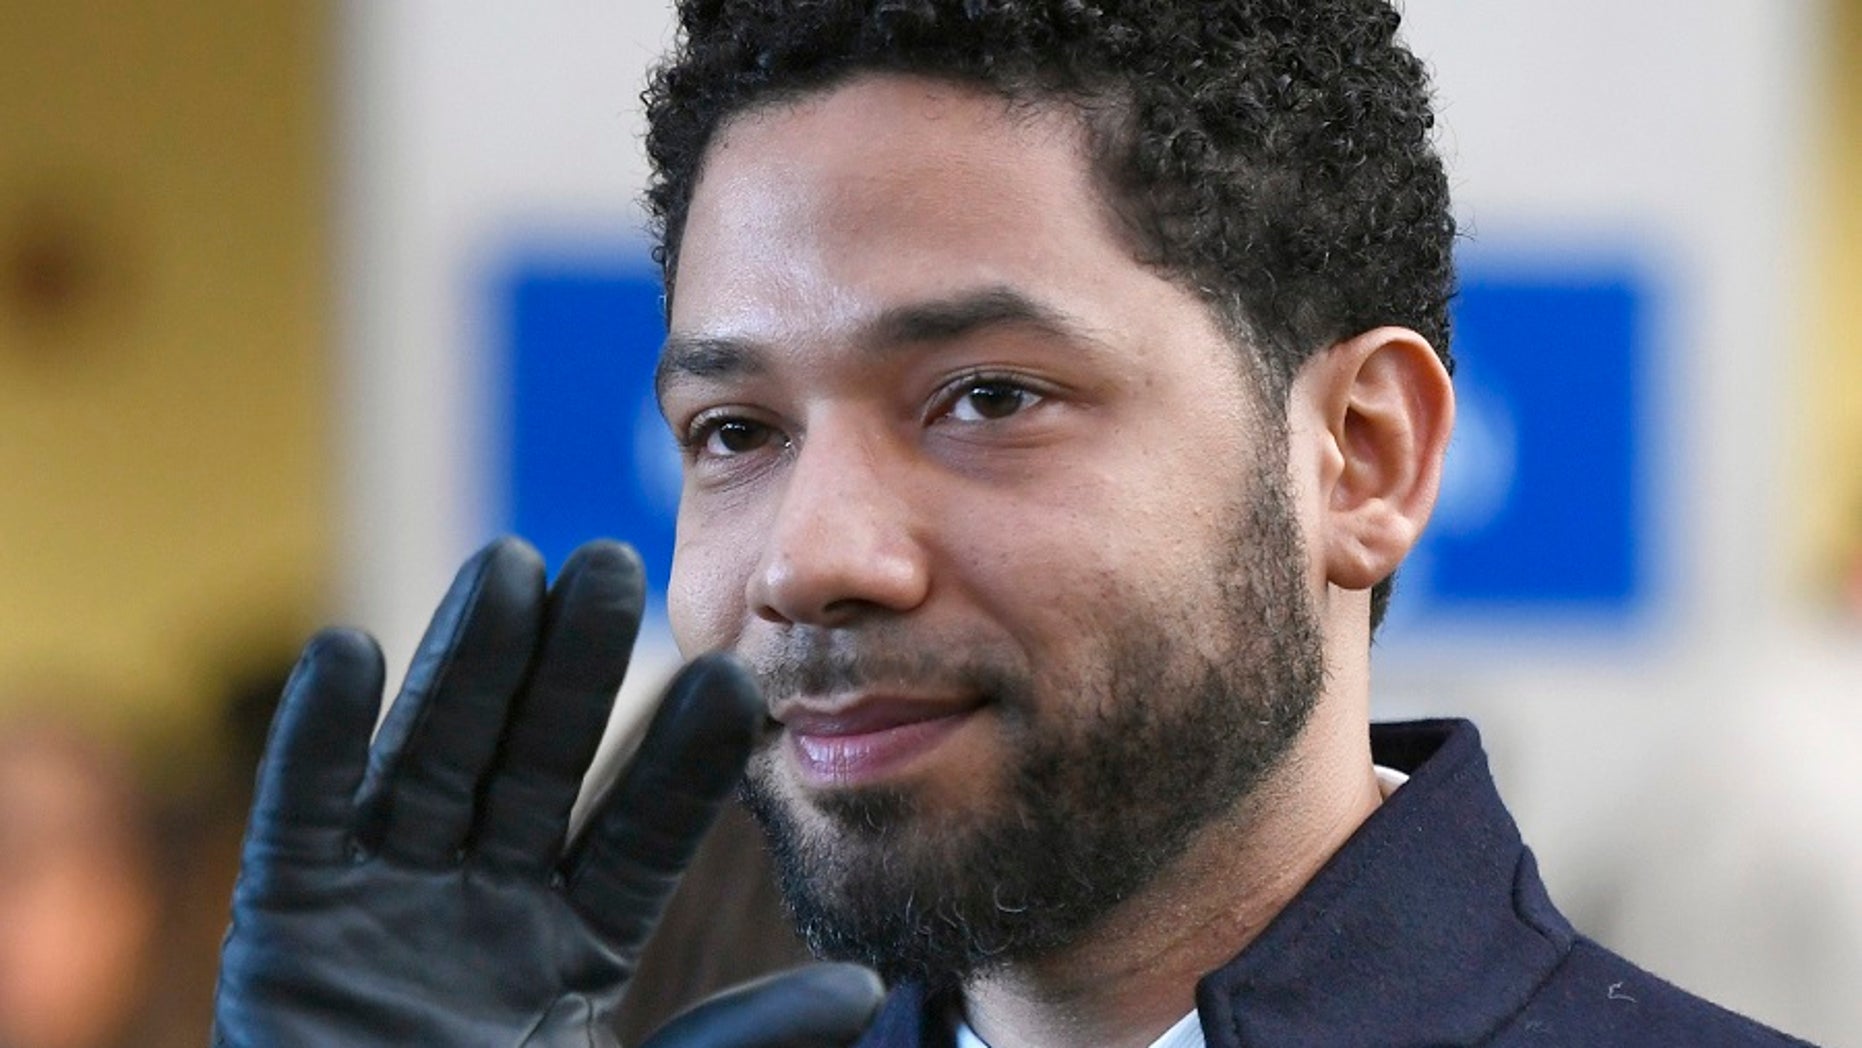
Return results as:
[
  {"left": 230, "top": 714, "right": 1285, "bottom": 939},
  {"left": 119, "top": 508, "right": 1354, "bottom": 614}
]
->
[{"left": 776, "top": 696, "right": 982, "bottom": 788}]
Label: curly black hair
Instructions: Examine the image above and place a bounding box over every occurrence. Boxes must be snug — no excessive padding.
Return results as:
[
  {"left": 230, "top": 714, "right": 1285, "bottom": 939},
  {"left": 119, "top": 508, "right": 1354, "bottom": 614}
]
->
[{"left": 642, "top": 0, "right": 1455, "bottom": 630}]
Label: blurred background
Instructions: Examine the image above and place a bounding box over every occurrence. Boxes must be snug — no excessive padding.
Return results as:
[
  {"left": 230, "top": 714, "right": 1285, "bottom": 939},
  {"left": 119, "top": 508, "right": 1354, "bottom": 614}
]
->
[{"left": 0, "top": 1, "right": 1857, "bottom": 1045}]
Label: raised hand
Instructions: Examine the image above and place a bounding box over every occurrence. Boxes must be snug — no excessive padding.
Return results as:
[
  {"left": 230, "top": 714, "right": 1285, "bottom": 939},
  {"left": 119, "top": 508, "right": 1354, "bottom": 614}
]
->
[{"left": 212, "top": 538, "right": 881, "bottom": 1047}]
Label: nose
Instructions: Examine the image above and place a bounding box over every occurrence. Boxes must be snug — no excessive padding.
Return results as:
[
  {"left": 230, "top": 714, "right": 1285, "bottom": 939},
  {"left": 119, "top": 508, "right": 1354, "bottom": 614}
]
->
[{"left": 747, "top": 425, "right": 932, "bottom": 627}]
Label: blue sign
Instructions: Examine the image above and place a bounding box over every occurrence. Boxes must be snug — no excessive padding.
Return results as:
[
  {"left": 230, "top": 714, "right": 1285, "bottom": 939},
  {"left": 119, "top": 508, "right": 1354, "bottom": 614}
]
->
[
  {"left": 497, "top": 259, "right": 680, "bottom": 599},
  {"left": 1392, "top": 263, "right": 1652, "bottom": 628}
]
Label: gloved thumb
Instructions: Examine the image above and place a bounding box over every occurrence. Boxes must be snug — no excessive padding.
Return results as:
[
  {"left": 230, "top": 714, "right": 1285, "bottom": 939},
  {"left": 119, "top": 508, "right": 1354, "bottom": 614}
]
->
[{"left": 638, "top": 963, "right": 885, "bottom": 1048}]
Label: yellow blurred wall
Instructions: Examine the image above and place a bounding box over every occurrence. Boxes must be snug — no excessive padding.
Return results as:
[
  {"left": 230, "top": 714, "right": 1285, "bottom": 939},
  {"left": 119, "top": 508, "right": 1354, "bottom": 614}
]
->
[
  {"left": 1805, "top": 0, "right": 1862, "bottom": 604},
  {"left": 0, "top": 2, "right": 331, "bottom": 774}
]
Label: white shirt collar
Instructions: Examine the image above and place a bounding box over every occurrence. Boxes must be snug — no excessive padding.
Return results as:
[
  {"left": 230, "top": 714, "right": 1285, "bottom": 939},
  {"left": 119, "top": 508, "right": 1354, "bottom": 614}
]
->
[{"left": 953, "top": 1006, "right": 1204, "bottom": 1048}]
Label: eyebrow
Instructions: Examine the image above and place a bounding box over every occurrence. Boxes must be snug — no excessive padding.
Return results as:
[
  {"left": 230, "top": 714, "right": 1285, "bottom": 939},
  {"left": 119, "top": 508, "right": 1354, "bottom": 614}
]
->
[
  {"left": 655, "top": 284, "right": 1107, "bottom": 403},
  {"left": 655, "top": 333, "right": 762, "bottom": 404},
  {"left": 869, "top": 285, "right": 1093, "bottom": 347}
]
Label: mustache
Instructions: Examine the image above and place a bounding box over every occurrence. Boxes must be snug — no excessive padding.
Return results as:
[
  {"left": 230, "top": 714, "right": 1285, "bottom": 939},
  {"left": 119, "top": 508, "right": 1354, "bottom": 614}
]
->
[{"left": 740, "top": 631, "right": 1029, "bottom": 707}]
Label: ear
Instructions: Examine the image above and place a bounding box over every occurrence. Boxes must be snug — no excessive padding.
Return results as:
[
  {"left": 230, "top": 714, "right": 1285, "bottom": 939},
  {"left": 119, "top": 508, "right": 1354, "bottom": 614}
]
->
[{"left": 1290, "top": 327, "right": 1455, "bottom": 592}]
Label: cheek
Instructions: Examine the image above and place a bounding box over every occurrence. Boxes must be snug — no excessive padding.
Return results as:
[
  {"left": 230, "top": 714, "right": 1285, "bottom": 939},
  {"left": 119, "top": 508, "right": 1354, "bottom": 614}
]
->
[
  {"left": 952, "top": 476, "right": 1239, "bottom": 655},
  {"left": 665, "top": 571, "right": 701, "bottom": 657},
  {"left": 668, "top": 527, "right": 750, "bottom": 656},
  {"left": 941, "top": 497, "right": 1143, "bottom": 648}
]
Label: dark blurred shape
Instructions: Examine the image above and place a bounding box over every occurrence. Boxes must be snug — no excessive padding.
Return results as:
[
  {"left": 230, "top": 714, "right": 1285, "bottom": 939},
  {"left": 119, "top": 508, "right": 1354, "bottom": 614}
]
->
[
  {"left": 4, "top": 194, "right": 103, "bottom": 323},
  {"left": 615, "top": 799, "right": 814, "bottom": 1043},
  {"left": 132, "top": 662, "right": 291, "bottom": 1048}
]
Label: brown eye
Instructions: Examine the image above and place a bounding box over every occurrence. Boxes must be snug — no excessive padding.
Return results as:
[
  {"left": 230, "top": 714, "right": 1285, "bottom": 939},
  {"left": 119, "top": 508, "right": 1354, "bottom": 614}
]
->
[
  {"left": 703, "top": 419, "right": 776, "bottom": 456},
  {"left": 950, "top": 382, "right": 1037, "bottom": 422}
]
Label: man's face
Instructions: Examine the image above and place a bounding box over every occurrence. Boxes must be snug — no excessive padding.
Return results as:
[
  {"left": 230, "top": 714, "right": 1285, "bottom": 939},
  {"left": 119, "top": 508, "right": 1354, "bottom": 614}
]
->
[{"left": 659, "top": 74, "right": 1324, "bottom": 983}]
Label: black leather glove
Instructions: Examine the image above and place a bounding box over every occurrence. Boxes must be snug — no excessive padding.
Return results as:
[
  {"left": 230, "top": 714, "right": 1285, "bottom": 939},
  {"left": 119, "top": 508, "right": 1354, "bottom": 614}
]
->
[{"left": 212, "top": 537, "right": 882, "bottom": 1047}]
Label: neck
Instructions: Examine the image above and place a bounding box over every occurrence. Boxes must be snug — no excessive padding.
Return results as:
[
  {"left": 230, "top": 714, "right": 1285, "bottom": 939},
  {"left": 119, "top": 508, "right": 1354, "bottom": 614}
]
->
[{"left": 959, "top": 698, "right": 1382, "bottom": 1048}]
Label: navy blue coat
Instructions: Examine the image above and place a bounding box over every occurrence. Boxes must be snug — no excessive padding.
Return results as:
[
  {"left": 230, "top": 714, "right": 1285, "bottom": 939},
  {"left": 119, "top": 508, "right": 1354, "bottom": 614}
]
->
[{"left": 852, "top": 720, "right": 1813, "bottom": 1047}]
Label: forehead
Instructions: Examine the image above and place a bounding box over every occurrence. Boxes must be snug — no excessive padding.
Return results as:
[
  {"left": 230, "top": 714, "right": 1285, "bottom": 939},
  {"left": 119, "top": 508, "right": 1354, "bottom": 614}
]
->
[{"left": 668, "top": 74, "right": 1128, "bottom": 335}]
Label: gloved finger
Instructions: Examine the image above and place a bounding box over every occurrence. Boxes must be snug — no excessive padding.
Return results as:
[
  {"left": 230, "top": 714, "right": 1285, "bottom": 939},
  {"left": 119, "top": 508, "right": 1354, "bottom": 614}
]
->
[
  {"left": 356, "top": 538, "right": 547, "bottom": 865},
  {"left": 244, "top": 628, "right": 385, "bottom": 863},
  {"left": 473, "top": 540, "right": 646, "bottom": 875},
  {"left": 561, "top": 653, "right": 761, "bottom": 952},
  {"left": 638, "top": 964, "right": 887, "bottom": 1048}
]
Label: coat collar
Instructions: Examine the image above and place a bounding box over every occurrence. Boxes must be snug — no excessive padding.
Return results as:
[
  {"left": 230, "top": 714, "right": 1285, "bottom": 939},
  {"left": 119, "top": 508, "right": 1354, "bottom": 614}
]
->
[
  {"left": 1193, "top": 719, "right": 1573, "bottom": 1046},
  {"left": 855, "top": 720, "right": 1572, "bottom": 1047}
]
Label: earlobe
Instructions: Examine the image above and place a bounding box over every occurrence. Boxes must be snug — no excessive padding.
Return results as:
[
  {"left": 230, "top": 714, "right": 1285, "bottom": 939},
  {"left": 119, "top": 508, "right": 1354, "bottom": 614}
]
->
[{"left": 1298, "top": 327, "right": 1455, "bottom": 593}]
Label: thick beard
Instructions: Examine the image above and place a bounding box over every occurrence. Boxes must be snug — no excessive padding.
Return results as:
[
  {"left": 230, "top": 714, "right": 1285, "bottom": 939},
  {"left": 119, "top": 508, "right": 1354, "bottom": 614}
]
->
[{"left": 740, "top": 463, "right": 1325, "bottom": 991}]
